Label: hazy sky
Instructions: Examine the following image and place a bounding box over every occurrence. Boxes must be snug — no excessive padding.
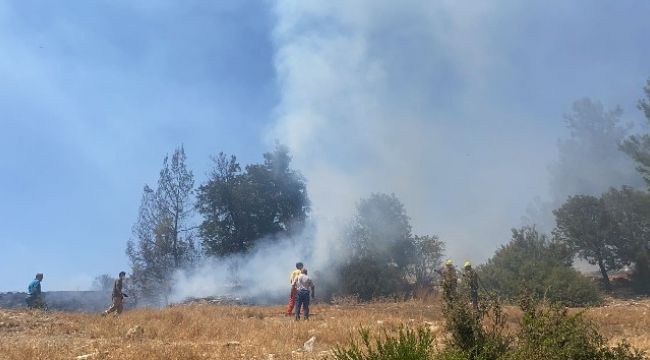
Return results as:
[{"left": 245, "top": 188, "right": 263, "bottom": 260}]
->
[{"left": 1, "top": 1, "right": 650, "bottom": 292}]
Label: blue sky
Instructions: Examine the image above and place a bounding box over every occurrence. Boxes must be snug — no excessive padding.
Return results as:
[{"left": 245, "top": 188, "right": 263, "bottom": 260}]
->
[
  {"left": 1, "top": 1, "right": 650, "bottom": 292},
  {"left": 0, "top": 1, "right": 277, "bottom": 291}
]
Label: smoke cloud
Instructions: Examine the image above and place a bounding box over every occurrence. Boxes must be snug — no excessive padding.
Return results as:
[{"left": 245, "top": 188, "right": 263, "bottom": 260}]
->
[
  {"left": 169, "top": 1, "right": 650, "bottom": 302},
  {"left": 170, "top": 230, "right": 316, "bottom": 304},
  {"left": 268, "top": 1, "right": 557, "bottom": 264}
]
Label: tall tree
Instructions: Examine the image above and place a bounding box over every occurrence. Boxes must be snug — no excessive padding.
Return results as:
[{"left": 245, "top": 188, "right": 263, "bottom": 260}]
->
[
  {"left": 601, "top": 186, "right": 650, "bottom": 293},
  {"left": 196, "top": 145, "right": 310, "bottom": 256},
  {"left": 621, "top": 78, "right": 650, "bottom": 186},
  {"left": 525, "top": 98, "right": 641, "bottom": 233},
  {"left": 549, "top": 98, "right": 640, "bottom": 203},
  {"left": 339, "top": 193, "right": 415, "bottom": 300},
  {"left": 553, "top": 195, "right": 621, "bottom": 290},
  {"left": 126, "top": 146, "right": 197, "bottom": 305},
  {"left": 409, "top": 235, "right": 445, "bottom": 290},
  {"left": 346, "top": 193, "right": 413, "bottom": 267}
]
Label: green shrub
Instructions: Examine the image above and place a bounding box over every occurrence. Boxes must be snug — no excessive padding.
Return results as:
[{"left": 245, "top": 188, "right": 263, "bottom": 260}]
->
[
  {"left": 478, "top": 227, "right": 601, "bottom": 306},
  {"left": 544, "top": 266, "right": 602, "bottom": 306},
  {"left": 332, "top": 326, "right": 434, "bottom": 360},
  {"left": 338, "top": 258, "right": 409, "bottom": 301},
  {"left": 506, "top": 297, "right": 646, "bottom": 360},
  {"left": 331, "top": 297, "right": 647, "bottom": 360},
  {"left": 440, "top": 282, "right": 510, "bottom": 360}
]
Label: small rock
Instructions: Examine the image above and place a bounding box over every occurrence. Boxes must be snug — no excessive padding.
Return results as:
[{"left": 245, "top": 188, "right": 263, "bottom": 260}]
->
[
  {"left": 75, "top": 353, "right": 98, "bottom": 360},
  {"left": 303, "top": 336, "right": 316, "bottom": 352},
  {"left": 226, "top": 341, "right": 241, "bottom": 347},
  {"left": 376, "top": 320, "right": 384, "bottom": 325},
  {"left": 126, "top": 325, "right": 144, "bottom": 339}
]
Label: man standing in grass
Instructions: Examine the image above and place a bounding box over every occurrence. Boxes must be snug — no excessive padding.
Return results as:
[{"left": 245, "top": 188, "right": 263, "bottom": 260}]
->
[
  {"left": 286, "top": 262, "right": 304, "bottom": 316},
  {"left": 25, "top": 273, "right": 46, "bottom": 309},
  {"left": 103, "top": 271, "right": 127, "bottom": 316},
  {"left": 293, "top": 268, "right": 315, "bottom": 320}
]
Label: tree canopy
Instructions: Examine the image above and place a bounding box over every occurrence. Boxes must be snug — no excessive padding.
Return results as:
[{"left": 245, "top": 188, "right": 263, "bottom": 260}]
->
[
  {"left": 553, "top": 195, "right": 622, "bottom": 290},
  {"left": 478, "top": 227, "right": 600, "bottom": 306},
  {"left": 196, "top": 144, "right": 310, "bottom": 256}
]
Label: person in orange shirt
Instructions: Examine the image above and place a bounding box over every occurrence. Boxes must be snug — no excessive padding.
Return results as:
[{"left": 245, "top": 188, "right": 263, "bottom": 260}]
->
[{"left": 286, "top": 262, "right": 304, "bottom": 316}]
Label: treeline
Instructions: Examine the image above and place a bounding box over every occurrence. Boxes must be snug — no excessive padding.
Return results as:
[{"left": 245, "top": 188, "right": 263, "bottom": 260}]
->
[
  {"left": 125, "top": 145, "right": 310, "bottom": 305},
  {"left": 480, "top": 79, "right": 650, "bottom": 305},
  {"left": 124, "top": 78, "right": 650, "bottom": 306}
]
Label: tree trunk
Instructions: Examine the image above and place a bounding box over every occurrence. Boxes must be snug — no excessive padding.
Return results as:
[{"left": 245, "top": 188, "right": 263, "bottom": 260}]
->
[
  {"left": 173, "top": 210, "right": 180, "bottom": 268},
  {"left": 597, "top": 258, "right": 611, "bottom": 291}
]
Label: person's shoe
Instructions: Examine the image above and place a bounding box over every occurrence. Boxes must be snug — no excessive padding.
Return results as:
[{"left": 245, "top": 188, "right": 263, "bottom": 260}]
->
[{"left": 295, "top": 316, "right": 300, "bottom": 321}]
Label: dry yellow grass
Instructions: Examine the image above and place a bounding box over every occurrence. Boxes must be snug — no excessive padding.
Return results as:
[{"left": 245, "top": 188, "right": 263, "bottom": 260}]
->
[{"left": 0, "top": 298, "right": 648, "bottom": 360}]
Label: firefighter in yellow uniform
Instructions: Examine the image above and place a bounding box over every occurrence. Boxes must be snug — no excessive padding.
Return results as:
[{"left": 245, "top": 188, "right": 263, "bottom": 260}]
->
[{"left": 286, "top": 262, "right": 304, "bottom": 316}]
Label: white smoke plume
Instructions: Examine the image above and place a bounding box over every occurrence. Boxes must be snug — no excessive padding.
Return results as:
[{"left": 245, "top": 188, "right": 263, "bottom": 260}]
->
[
  {"left": 170, "top": 236, "right": 306, "bottom": 304},
  {"left": 169, "top": 1, "right": 647, "bottom": 302},
  {"left": 268, "top": 0, "right": 554, "bottom": 264}
]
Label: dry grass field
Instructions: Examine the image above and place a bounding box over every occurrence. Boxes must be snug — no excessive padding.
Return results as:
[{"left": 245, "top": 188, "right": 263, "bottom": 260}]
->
[{"left": 1, "top": 298, "right": 648, "bottom": 360}]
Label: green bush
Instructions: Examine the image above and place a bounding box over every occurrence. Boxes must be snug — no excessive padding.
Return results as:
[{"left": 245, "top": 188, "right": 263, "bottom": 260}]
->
[
  {"left": 331, "top": 292, "right": 646, "bottom": 360},
  {"left": 478, "top": 227, "right": 602, "bottom": 306},
  {"left": 439, "top": 282, "right": 510, "bottom": 360},
  {"left": 338, "top": 258, "right": 409, "bottom": 301},
  {"left": 543, "top": 266, "right": 602, "bottom": 306},
  {"left": 506, "top": 297, "right": 645, "bottom": 360},
  {"left": 332, "top": 326, "right": 434, "bottom": 360}
]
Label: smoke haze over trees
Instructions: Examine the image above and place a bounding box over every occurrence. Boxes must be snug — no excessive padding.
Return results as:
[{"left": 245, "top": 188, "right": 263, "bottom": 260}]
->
[
  {"left": 524, "top": 98, "right": 643, "bottom": 232},
  {"left": 622, "top": 79, "right": 650, "bottom": 187},
  {"left": 115, "top": 77, "right": 650, "bottom": 305},
  {"left": 335, "top": 193, "right": 443, "bottom": 300}
]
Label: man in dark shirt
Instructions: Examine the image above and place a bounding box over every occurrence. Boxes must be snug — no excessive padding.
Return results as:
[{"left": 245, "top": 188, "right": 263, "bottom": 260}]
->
[{"left": 103, "top": 271, "right": 127, "bottom": 316}]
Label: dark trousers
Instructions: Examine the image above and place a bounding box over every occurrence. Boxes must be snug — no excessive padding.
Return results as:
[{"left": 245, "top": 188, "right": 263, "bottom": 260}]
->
[{"left": 295, "top": 289, "right": 310, "bottom": 319}]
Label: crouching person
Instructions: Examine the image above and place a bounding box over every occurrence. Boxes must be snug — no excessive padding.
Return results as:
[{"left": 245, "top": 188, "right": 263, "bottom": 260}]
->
[
  {"left": 293, "top": 268, "right": 315, "bottom": 320},
  {"left": 103, "top": 271, "right": 127, "bottom": 316}
]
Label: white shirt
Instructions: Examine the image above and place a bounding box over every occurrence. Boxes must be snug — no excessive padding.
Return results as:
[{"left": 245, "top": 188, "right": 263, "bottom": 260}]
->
[{"left": 293, "top": 274, "right": 313, "bottom": 291}]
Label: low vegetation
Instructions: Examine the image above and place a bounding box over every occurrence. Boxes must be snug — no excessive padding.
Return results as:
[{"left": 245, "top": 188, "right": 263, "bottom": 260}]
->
[
  {"left": 478, "top": 227, "right": 602, "bottom": 307},
  {"left": 332, "top": 294, "right": 647, "bottom": 360},
  {"left": 1, "top": 297, "right": 649, "bottom": 360}
]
